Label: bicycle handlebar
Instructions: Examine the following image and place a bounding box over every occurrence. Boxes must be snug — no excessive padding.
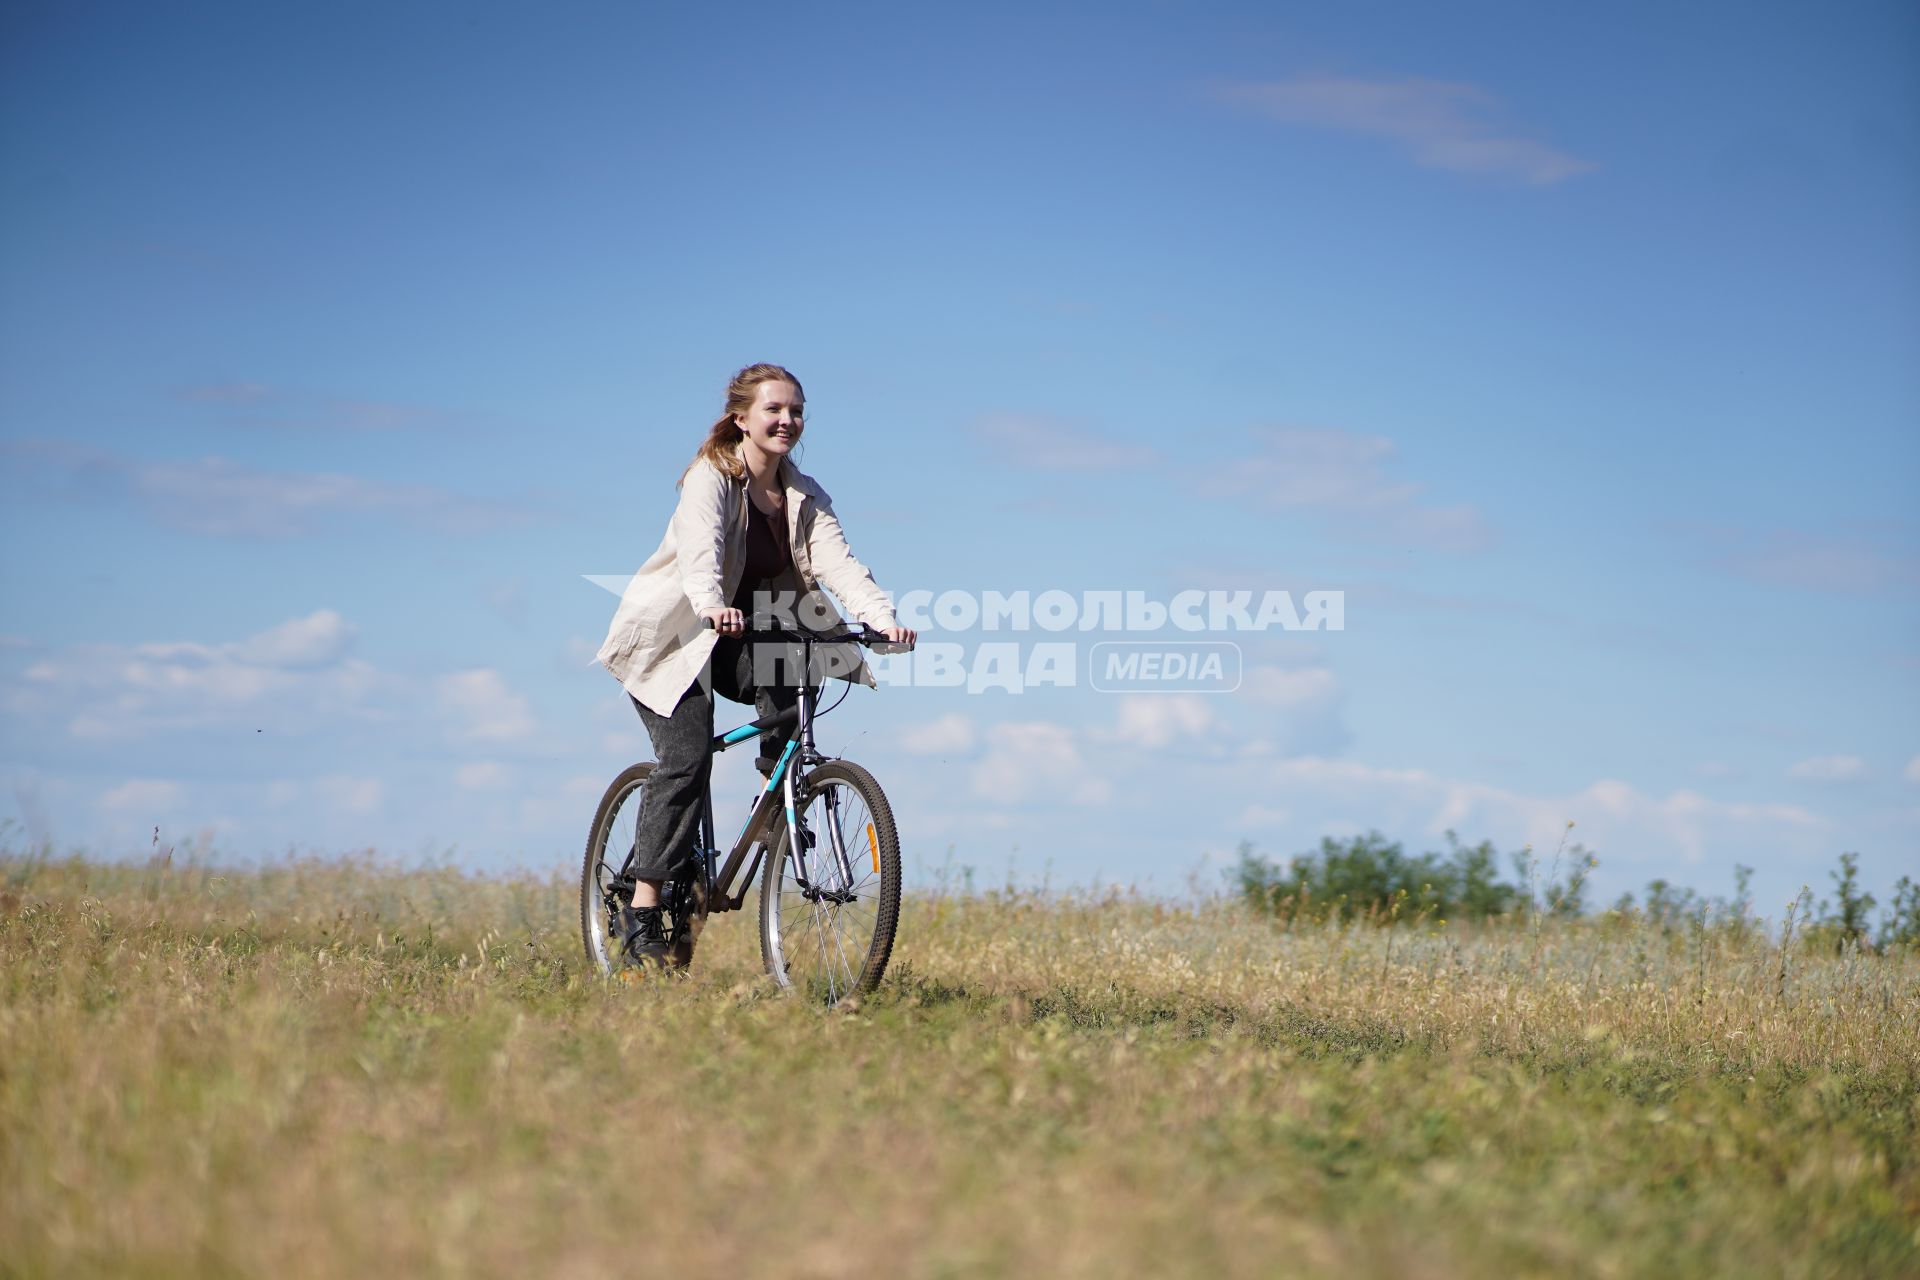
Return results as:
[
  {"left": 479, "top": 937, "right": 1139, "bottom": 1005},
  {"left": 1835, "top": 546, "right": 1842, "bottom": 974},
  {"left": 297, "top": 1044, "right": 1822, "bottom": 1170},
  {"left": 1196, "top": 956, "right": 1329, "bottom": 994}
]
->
[{"left": 702, "top": 616, "right": 915, "bottom": 653}]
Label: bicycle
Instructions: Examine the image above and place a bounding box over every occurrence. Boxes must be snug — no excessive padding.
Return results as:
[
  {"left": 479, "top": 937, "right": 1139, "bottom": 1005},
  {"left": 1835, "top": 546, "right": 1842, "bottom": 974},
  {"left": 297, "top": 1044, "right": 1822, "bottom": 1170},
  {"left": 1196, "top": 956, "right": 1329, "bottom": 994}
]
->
[{"left": 580, "top": 621, "right": 911, "bottom": 1005}]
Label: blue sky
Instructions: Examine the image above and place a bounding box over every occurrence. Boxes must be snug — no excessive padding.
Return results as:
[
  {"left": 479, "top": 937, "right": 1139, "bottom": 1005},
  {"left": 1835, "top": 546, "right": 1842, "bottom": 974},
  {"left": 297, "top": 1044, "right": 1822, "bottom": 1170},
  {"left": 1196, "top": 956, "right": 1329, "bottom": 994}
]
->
[{"left": 2, "top": 0, "right": 1915, "bottom": 914}]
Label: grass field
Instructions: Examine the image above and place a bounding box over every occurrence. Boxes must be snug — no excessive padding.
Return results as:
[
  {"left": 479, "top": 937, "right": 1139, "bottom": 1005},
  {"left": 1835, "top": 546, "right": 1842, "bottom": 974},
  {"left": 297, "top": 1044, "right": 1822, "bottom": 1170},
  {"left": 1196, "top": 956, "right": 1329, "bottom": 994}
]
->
[{"left": 3, "top": 851, "right": 1916, "bottom": 1279}]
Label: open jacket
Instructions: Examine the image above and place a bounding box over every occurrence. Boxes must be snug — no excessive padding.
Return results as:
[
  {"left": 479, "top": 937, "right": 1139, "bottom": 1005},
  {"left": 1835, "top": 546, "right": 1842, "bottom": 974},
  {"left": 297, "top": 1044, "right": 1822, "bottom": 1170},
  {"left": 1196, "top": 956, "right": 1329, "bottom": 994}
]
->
[{"left": 598, "top": 454, "right": 900, "bottom": 717}]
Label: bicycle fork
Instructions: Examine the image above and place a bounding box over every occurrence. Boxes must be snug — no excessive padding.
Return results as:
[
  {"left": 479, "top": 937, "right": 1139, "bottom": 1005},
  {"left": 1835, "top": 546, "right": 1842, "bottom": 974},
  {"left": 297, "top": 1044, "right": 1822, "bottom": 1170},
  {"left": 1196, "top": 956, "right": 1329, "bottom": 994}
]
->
[
  {"left": 792, "top": 787, "right": 859, "bottom": 905},
  {"left": 771, "top": 680, "right": 857, "bottom": 906}
]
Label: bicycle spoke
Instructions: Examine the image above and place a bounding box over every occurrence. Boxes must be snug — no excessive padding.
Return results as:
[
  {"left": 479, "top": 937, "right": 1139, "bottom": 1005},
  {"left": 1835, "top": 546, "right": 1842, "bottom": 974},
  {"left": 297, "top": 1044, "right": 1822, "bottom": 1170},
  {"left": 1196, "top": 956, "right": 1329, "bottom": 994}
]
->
[
  {"left": 783, "top": 892, "right": 826, "bottom": 966},
  {"left": 810, "top": 899, "right": 838, "bottom": 992},
  {"left": 816, "top": 899, "right": 840, "bottom": 1002},
  {"left": 823, "top": 908, "right": 859, "bottom": 992},
  {"left": 810, "top": 905, "right": 840, "bottom": 997},
  {"left": 760, "top": 765, "right": 898, "bottom": 1005},
  {"left": 788, "top": 889, "right": 847, "bottom": 1001}
]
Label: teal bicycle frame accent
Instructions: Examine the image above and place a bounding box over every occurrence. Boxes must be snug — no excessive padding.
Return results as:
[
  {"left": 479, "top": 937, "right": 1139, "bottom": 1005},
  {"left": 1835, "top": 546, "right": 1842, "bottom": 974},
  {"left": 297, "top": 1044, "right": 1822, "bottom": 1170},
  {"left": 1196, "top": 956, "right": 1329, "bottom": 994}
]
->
[{"left": 702, "top": 679, "right": 818, "bottom": 911}]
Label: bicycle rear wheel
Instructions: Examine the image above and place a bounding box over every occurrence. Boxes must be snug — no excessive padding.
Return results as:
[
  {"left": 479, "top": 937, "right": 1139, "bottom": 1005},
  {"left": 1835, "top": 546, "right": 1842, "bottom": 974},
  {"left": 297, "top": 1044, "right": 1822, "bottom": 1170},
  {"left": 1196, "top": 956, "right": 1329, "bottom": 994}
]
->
[
  {"left": 758, "top": 760, "right": 901, "bottom": 1005},
  {"left": 580, "top": 763, "right": 706, "bottom": 975},
  {"left": 581, "top": 763, "right": 651, "bottom": 975}
]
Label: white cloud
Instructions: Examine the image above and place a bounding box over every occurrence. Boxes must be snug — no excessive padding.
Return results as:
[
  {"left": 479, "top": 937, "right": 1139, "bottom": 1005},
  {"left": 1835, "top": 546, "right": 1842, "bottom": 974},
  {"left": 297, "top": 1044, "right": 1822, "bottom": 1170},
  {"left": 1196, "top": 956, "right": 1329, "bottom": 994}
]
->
[
  {"left": 235, "top": 609, "right": 356, "bottom": 668},
  {"left": 1268, "top": 756, "right": 1436, "bottom": 793},
  {"left": 969, "top": 721, "right": 1111, "bottom": 806},
  {"left": 1788, "top": 755, "right": 1868, "bottom": 784},
  {"left": 900, "top": 713, "right": 978, "bottom": 755},
  {"left": 1109, "top": 695, "right": 1219, "bottom": 749},
  {"left": 1216, "top": 428, "right": 1491, "bottom": 552},
  {"left": 2, "top": 439, "right": 532, "bottom": 539},
  {"left": 1214, "top": 74, "right": 1594, "bottom": 185},
  {"left": 137, "top": 456, "right": 526, "bottom": 538},
  {"left": 1906, "top": 757, "right": 1920, "bottom": 785},
  {"left": 972, "top": 414, "right": 1161, "bottom": 471},
  {"left": 437, "top": 669, "right": 537, "bottom": 744},
  {"left": 100, "top": 778, "right": 183, "bottom": 814},
  {"left": 1252, "top": 756, "right": 1827, "bottom": 869},
  {"left": 1231, "top": 664, "right": 1349, "bottom": 756},
  {"left": 1240, "top": 664, "right": 1339, "bottom": 711},
  {"left": 179, "top": 382, "right": 468, "bottom": 433},
  {"left": 455, "top": 762, "right": 512, "bottom": 791},
  {"left": 957, "top": 417, "right": 1485, "bottom": 553},
  {"left": 3, "top": 611, "right": 392, "bottom": 741}
]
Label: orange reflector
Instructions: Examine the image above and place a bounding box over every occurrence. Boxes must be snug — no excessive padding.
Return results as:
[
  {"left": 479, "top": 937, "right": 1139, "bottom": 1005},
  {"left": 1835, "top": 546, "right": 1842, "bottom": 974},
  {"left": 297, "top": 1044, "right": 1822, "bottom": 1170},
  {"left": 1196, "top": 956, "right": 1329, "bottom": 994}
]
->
[{"left": 866, "top": 823, "right": 878, "bottom": 873}]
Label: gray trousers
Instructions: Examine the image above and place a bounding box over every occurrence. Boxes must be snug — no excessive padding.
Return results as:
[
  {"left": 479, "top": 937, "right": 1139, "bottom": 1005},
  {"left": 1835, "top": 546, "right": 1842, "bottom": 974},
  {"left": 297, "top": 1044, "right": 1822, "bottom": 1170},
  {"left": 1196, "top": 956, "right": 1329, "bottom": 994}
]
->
[{"left": 624, "top": 636, "right": 812, "bottom": 883}]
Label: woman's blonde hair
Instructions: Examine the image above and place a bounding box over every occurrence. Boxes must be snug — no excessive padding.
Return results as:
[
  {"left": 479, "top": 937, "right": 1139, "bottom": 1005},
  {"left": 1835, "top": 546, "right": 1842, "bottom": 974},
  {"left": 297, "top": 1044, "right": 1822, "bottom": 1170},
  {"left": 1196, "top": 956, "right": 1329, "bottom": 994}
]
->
[{"left": 682, "top": 362, "right": 805, "bottom": 484}]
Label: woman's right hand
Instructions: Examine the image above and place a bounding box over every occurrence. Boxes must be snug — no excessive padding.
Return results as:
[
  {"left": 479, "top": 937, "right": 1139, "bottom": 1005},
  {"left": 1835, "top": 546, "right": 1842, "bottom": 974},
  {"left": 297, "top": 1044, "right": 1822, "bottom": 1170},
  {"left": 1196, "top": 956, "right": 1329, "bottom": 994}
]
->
[{"left": 701, "top": 607, "right": 745, "bottom": 635}]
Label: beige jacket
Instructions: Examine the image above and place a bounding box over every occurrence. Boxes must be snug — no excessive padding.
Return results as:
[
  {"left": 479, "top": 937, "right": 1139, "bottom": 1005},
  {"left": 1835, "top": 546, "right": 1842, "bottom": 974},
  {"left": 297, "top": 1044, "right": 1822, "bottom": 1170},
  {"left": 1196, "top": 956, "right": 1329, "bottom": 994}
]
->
[{"left": 598, "top": 455, "right": 900, "bottom": 716}]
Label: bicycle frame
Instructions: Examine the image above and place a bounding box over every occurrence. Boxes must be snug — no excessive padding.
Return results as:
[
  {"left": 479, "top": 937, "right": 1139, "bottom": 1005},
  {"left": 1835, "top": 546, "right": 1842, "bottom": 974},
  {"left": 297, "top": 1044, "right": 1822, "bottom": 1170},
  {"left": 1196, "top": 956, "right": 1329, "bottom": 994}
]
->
[{"left": 687, "top": 629, "right": 870, "bottom": 913}]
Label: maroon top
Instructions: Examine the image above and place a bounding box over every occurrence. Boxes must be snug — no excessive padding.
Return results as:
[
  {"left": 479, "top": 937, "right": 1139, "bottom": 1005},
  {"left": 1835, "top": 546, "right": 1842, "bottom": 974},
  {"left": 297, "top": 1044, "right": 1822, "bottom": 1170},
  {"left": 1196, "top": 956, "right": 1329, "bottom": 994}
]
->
[{"left": 729, "top": 496, "right": 792, "bottom": 616}]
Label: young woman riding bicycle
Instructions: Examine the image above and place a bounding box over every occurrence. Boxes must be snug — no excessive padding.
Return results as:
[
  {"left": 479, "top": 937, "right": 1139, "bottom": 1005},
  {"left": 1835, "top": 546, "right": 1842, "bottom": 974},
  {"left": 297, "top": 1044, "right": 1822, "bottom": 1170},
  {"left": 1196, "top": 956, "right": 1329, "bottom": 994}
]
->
[{"left": 595, "top": 363, "right": 915, "bottom": 968}]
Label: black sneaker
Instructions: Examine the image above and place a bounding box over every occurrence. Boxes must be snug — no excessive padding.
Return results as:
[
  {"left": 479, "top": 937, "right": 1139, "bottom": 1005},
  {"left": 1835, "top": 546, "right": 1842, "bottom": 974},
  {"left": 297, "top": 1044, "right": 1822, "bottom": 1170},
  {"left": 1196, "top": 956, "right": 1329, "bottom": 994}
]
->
[{"left": 618, "top": 904, "right": 671, "bottom": 969}]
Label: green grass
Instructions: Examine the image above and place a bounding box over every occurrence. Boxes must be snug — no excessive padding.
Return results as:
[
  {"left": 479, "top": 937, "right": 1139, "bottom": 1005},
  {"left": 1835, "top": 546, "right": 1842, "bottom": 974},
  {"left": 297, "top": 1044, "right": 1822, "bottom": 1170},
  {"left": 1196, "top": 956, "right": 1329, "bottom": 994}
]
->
[{"left": 3, "top": 853, "right": 1916, "bottom": 1278}]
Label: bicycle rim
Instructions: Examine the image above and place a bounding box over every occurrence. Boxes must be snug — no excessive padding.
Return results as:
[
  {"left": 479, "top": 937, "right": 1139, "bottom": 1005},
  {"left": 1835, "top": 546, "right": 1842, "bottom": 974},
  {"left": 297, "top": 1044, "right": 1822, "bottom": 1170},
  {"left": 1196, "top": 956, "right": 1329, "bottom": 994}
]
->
[
  {"left": 580, "top": 763, "right": 650, "bottom": 976},
  {"left": 759, "top": 761, "right": 901, "bottom": 1005}
]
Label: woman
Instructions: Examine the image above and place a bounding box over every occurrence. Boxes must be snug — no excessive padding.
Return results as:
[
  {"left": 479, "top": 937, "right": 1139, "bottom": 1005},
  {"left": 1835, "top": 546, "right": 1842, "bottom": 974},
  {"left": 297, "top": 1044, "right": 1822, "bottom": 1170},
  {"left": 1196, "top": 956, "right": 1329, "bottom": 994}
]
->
[{"left": 596, "top": 363, "right": 915, "bottom": 967}]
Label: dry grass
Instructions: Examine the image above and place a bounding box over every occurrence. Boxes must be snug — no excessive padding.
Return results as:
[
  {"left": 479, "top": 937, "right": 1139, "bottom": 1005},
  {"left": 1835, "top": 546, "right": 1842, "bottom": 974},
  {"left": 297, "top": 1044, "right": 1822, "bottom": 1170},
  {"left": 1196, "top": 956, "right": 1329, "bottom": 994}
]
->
[{"left": 3, "top": 852, "right": 1916, "bottom": 1279}]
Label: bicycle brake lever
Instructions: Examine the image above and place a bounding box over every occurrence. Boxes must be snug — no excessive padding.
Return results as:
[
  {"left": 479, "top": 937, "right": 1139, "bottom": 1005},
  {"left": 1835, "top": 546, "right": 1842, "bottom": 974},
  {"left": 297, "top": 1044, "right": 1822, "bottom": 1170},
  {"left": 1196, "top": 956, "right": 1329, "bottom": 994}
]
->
[{"left": 859, "top": 623, "right": 915, "bottom": 655}]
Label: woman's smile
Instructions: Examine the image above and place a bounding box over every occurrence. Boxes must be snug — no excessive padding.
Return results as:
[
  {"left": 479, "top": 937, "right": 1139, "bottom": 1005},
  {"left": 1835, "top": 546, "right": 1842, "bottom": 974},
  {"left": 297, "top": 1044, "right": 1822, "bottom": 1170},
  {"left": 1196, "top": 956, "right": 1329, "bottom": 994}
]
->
[{"left": 737, "top": 380, "right": 804, "bottom": 462}]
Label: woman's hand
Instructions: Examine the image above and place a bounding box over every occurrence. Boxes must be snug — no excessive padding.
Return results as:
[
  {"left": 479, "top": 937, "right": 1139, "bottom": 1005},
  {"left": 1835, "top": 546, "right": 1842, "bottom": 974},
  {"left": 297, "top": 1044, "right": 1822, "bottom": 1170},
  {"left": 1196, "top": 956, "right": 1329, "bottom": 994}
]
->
[
  {"left": 702, "top": 607, "right": 745, "bottom": 635},
  {"left": 880, "top": 626, "right": 916, "bottom": 647}
]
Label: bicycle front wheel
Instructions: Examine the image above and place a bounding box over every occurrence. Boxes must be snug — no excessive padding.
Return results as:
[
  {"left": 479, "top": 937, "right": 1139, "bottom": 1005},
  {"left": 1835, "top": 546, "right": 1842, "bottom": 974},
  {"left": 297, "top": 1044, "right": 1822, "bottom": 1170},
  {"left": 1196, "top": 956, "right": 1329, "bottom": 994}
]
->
[{"left": 758, "top": 760, "right": 901, "bottom": 1005}]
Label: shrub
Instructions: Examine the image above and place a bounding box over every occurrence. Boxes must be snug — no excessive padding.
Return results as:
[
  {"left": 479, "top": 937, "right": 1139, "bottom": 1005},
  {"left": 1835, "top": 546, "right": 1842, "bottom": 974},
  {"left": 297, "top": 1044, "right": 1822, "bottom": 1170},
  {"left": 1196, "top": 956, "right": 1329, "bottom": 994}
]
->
[
  {"left": 1876, "top": 876, "right": 1919, "bottom": 953},
  {"left": 1811, "top": 852, "right": 1877, "bottom": 953},
  {"left": 1231, "top": 830, "right": 1532, "bottom": 924}
]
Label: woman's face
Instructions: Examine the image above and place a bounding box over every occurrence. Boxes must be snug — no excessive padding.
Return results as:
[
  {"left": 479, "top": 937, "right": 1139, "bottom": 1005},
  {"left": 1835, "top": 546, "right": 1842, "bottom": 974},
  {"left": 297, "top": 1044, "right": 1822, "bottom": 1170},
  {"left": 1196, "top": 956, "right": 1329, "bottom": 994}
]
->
[{"left": 735, "top": 381, "right": 804, "bottom": 458}]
